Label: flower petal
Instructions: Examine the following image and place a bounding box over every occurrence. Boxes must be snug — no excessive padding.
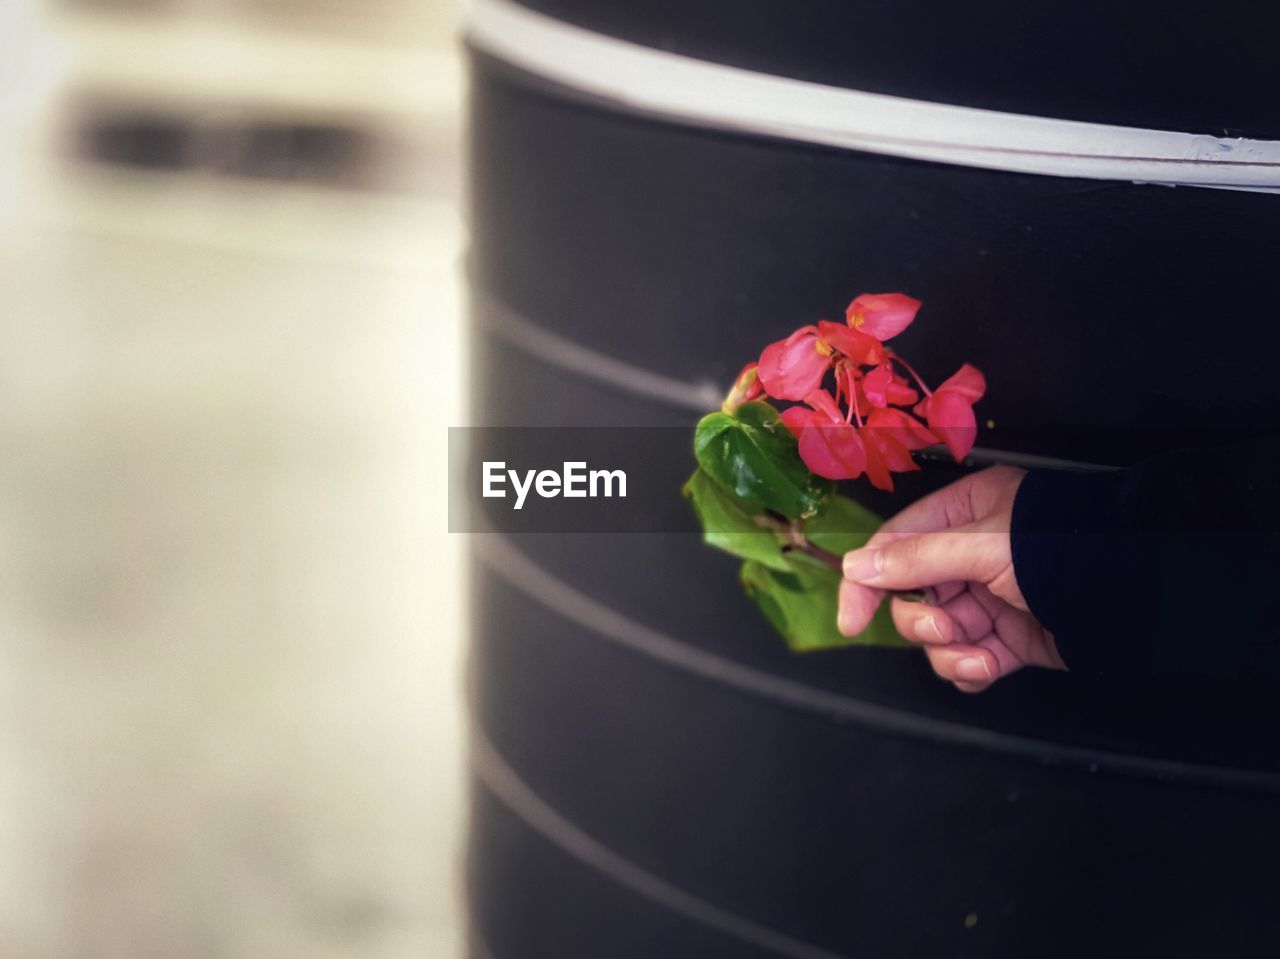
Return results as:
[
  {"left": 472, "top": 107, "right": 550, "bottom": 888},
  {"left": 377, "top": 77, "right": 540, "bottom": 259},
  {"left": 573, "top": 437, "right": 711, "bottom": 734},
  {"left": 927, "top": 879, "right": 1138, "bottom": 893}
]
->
[
  {"left": 846, "top": 293, "right": 921, "bottom": 342},
  {"left": 777, "top": 404, "right": 816, "bottom": 437},
  {"left": 886, "top": 378, "right": 919, "bottom": 406},
  {"left": 758, "top": 326, "right": 830, "bottom": 401},
  {"left": 924, "top": 391, "right": 978, "bottom": 462},
  {"left": 803, "top": 388, "right": 845, "bottom": 425},
  {"left": 935, "top": 363, "right": 987, "bottom": 403},
  {"left": 868, "top": 407, "right": 936, "bottom": 451},
  {"left": 796, "top": 422, "right": 867, "bottom": 480},
  {"left": 862, "top": 410, "right": 923, "bottom": 492},
  {"left": 817, "top": 320, "right": 884, "bottom": 366},
  {"left": 860, "top": 440, "right": 890, "bottom": 486},
  {"left": 863, "top": 440, "right": 895, "bottom": 491},
  {"left": 862, "top": 363, "right": 894, "bottom": 409}
]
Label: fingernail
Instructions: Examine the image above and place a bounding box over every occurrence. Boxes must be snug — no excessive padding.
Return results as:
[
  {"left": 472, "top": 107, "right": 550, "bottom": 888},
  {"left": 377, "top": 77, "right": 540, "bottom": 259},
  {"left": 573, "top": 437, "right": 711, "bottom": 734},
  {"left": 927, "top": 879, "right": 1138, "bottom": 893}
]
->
[
  {"left": 914, "top": 616, "right": 944, "bottom": 643},
  {"left": 843, "top": 548, "right": 882, "bottom": 582},
  {"left": 956, "top": 657, "right": 992, "bottom": 681}
]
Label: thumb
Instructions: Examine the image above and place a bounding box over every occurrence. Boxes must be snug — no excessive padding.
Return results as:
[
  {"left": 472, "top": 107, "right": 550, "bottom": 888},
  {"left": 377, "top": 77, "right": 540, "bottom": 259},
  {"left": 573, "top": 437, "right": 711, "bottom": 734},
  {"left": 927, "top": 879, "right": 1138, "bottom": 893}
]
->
[{"left": 842, "top": 522, "right": 1008, "bottom": 591}]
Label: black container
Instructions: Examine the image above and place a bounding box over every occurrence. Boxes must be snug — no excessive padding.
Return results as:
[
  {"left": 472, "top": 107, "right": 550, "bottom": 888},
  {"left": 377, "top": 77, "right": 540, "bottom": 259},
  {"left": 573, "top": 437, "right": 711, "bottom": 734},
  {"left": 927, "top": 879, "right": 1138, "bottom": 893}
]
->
[{"left": 465, "top": 4, "right": 1280, "bottom": 956}]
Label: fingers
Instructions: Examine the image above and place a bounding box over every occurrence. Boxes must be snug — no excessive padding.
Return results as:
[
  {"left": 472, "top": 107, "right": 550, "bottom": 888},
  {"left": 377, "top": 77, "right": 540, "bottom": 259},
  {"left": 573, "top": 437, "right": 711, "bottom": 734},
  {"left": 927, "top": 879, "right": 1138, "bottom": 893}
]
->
[
  {"left": 890, "top": 597, "right": 956, "bottom": 645},
  {"left": 974, "top": 633, "right": 1025, "bottom": 680},
  {"left": 837, "top": 578, "right": 883, "bottom": 637},
  {"left": 930, "top": 581, "right": 967, "bottom": 606},
  {"left": 841, "top": 470, "right": 1022, "bottom": 641},
  {"left": 841, "top": 575, "right": 972, "bottom": 640},
  {"left": 989, "top": 604, "right": 1067, "bottom": 671},
  {"left": 936, "top": 591, "right": 994, "bottom": 642},
  {"left": 921, "top": 640, "right": 1008, "bottom": 691},
  {"left": 891, "top": 590, "right": 1022, "bottom": 693},
  {"left": 955, "top": 584, "right": 1063, "bottom": 671},
  {"left": 844, "top": 521, "right": 1009, "bottom": 592},
  {"left": 890, "top": 590, "right": 993, "bottom": 646}
]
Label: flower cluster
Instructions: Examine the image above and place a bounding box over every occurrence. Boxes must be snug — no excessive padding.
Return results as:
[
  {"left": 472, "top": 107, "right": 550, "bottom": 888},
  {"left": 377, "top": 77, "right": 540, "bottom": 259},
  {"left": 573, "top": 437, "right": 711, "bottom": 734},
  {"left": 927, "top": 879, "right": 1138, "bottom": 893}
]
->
[{"left": 727, "top": 293, "right": 985, "bottom": 492}]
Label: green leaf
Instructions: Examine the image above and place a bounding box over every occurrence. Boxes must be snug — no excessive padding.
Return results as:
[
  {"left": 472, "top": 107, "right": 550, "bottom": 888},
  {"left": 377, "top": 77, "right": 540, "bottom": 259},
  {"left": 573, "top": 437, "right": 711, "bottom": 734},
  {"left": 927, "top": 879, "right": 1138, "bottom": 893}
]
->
[
  {"left": 741, "top": 558, "right": 907, "bottom": 652},
  {"left": 694, "top": 402, "right": 833, "bottom": 520},
  {"left": 805, "top": 494, "right": 883, "bottom": 558},
  {"left": 683, "top": 469, "right": 791, "bottom": 571}
]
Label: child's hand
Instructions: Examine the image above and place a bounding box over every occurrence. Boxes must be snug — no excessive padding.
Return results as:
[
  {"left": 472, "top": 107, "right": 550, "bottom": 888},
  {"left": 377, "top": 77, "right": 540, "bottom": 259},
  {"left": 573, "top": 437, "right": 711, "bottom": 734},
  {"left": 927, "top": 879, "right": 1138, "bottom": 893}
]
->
[{"left": 839, "top": 466, "right": 1066, "bottom": 693}]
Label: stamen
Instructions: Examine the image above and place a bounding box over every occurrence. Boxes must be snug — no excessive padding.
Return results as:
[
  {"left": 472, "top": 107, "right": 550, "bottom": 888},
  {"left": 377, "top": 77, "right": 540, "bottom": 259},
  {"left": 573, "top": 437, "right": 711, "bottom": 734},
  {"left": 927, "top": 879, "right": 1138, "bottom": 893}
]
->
[{"left": 844, "top": 366, "right": 864, "bottom": 428}]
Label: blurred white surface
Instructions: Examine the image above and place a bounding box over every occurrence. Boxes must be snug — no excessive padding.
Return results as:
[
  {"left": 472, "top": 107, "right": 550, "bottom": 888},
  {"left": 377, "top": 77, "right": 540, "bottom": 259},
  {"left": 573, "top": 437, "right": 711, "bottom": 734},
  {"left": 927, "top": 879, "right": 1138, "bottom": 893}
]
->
[{"left": 0, "top": 2, "right": 465, "bottom": 957}]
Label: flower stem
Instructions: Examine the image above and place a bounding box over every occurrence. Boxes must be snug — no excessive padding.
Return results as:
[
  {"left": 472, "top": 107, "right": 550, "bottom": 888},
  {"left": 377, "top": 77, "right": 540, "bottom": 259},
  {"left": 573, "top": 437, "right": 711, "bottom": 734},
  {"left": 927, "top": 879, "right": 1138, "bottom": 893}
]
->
[
  {"left": 782, "top": 539, "right": 844, "bottom": 571},
  {"left": 760, "top": 511, "right": 926, "bottom": 600},
  {"left": 890, "top": 354, "right": 933, "bottom": 398}
]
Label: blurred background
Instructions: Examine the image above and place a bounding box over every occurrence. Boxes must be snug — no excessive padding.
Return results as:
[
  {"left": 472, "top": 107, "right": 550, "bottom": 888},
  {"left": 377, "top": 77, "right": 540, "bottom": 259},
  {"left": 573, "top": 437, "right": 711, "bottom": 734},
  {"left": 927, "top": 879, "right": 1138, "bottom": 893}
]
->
[{"left": 0, "top": 1, "right": 465, "bottom": 956}]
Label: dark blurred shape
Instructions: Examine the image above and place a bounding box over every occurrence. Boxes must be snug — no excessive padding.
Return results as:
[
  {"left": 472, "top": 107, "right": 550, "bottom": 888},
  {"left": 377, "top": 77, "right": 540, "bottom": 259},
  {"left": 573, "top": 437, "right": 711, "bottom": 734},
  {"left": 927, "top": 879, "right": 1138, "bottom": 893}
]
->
[
  {"left": 227, "top": 120, "right": 367, "bottom": 184},
  {"left": 65, "top": 98, "right": 436, "bottom": 192},
  {"left": 77, "top": 109, "right": 192, "bottom": 169}
]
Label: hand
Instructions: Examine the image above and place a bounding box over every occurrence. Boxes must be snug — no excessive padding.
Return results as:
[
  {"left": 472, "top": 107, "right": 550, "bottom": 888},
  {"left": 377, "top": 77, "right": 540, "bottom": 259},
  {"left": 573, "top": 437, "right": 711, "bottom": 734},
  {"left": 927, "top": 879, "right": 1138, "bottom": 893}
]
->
[{"left": 839, "top": 466, "right": 1066, "bottom": 692}]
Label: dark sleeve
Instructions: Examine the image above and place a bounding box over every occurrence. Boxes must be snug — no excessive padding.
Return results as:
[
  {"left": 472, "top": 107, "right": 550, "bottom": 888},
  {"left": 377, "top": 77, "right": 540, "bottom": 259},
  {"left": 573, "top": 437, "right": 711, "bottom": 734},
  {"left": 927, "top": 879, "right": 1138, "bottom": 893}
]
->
[{"left": 1009, "top": 437, "right": 1280, "bottom": 680}]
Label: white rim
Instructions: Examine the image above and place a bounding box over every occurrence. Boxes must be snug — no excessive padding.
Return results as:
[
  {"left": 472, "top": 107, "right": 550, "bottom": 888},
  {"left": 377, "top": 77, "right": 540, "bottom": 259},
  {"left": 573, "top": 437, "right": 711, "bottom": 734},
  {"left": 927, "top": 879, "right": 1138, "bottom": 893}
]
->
[{"left": 467, "top": 0, "right": 1280, "bottom": 193}]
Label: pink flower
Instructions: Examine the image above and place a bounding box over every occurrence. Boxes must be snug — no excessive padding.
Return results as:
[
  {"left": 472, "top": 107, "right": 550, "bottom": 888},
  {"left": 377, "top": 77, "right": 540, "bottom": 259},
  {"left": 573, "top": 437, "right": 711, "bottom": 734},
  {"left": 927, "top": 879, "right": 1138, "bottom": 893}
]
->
[
  {"left": 845, "top": 293, "right": 921, "bottom": 342},
  {"left": 816, "top": 321, "right": 884, "bottom": 367},
  {"left": 915, "top": 363, "right": 986, "bottom": 462},
  {"left": 757, "top": 326, "right": 831, "bottom": 401},
  {"left": 779, "top": 389, "right": 867, "bottom": 481},
  {"left": 757, "top": 295, "right": 917, "bottom": 403},
  {"left": 751, "top": 291, "right": 983, "bottom": 485},
  {"left": 861, "top": 407, "right": 936, "bottom": 492}
]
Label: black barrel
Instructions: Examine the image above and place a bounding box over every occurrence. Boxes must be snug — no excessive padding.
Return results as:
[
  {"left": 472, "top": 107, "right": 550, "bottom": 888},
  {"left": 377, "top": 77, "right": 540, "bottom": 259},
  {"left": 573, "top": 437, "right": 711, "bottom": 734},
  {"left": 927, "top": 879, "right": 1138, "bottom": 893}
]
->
[{"left": 464, "top": 3, "right": 1280, "bottom": 956}]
